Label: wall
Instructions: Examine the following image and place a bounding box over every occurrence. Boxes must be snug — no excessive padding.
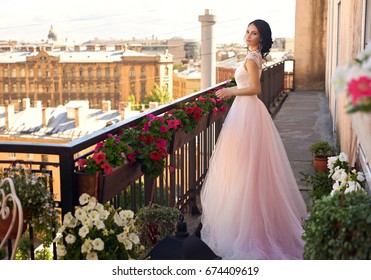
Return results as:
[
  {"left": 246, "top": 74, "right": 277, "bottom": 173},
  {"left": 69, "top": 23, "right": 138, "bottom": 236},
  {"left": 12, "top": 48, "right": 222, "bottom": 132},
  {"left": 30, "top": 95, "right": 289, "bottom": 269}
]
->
[{"left": 294, "top": 0, "right": 328, "bottom": 91}]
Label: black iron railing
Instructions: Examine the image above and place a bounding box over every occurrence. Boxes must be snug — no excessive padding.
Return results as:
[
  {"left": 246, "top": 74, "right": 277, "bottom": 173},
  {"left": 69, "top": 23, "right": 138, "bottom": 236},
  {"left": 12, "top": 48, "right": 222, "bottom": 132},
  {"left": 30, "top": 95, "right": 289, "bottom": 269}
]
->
[{"left": 0, "top": 60, "right": 291, "bottom": 259}]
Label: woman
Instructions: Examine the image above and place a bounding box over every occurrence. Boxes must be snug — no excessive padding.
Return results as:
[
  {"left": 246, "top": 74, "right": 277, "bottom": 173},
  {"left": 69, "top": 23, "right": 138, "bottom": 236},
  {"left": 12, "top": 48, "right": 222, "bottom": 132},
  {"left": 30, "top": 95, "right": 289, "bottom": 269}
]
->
[{"left": 200, "top": 19, "right": 307, "bottom": 260}]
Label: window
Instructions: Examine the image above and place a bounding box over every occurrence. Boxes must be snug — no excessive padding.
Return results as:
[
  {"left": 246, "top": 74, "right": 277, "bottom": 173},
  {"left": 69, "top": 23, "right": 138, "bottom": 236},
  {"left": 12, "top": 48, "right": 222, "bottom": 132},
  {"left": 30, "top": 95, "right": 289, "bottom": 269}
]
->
[
  {"left": 29, "top": 68, "right": 34, "bottom": 77},
  {"left": 4, "top": 84, "right": 8, "bottom": 93},
  {"left": 80, "top": 67, "right": 83, "bottom": 77},
  {"left": 38, "top": 67, "right": 42, "bottom": 78},
  {"left": 130, "top": 67, "right": 135, "bottom": 78},
  {"left": 88, "top": 67, "right": 93, "bottom": 78},
  {"left": 38, "top": 84, "right": 43, "bottom": 93},
  {"left": 9, "top": 153, "right": 16, "bottom": 159},
  {"left": 20, "top": 67, "right": 25, "bottom": 77},
  {"left": 71, "top": 68, "right": 75, "bottom": 78},
  {"left": 97, "top": 68, "right": 101, "bottom": 78},
  {"left": 3, "top": 67, "right": 8, "bottom": 77},
  {"left": 46, "top": 68, "right": 50, "bottom": 77},
  {"left": 165, "top": 67, "right": 169, "bottom": 76},
  {"left": 141, "top": 66, "right": 146, "bottom": 77},
  {"left": 21, "top": 84, "right": 25, "bottom": 92},
  {"left": 11, "top": 68, "right": 16, "bottom": 78},
  {"left": 106, "top": 67, "right": 110, "bottom": 77},
  {"left": 54, "top": 68, "right": 58, "bottom": 77},
  {"left": 12, "top": 84, "right": 17, "bottom": 93}
]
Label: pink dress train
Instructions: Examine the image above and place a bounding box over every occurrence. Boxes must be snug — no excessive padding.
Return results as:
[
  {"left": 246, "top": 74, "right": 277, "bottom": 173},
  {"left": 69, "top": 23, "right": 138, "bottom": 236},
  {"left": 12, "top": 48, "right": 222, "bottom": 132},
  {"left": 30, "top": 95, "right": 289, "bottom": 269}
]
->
[{"left": 200, "top": 51, "right": 307, "bottom": 260}]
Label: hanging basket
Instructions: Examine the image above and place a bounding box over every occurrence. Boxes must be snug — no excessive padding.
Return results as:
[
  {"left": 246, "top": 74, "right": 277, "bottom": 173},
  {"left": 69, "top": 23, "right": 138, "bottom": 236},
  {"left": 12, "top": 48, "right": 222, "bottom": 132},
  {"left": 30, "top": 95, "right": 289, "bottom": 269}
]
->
[
  {"left": 168, "top": 114, "right": 208, "bottom": 153},
  {"left": 76, "top": 163, "right": 143, "bottom": 204}
]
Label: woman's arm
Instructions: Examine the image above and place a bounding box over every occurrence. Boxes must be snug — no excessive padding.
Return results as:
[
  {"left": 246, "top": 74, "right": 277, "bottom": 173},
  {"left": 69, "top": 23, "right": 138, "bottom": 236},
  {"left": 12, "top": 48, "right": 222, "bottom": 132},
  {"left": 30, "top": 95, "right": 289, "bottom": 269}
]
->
[{"left": 215, "top": 59, "right": 261, "bottom": 98}]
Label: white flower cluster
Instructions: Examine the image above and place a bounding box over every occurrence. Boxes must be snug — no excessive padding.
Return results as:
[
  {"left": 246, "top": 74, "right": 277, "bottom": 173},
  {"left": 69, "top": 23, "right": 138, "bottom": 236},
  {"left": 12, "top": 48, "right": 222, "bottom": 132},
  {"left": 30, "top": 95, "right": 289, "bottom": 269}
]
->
[
  {"left": 54, "top": 193, "right": 141, "bottom": 260},
  {"left": 327, "top": 152, "right": 366, "bottom": 196},
  {"left": 333, "top": 42, "right": 371, "bottom": 94}
]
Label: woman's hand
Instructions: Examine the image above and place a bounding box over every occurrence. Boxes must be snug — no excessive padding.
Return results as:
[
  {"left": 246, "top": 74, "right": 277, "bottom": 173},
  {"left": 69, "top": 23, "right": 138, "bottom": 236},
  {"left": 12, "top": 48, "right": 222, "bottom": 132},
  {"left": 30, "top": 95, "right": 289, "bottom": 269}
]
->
[{"left": 215, "top": 88, "right": 234, "bottom": 99}]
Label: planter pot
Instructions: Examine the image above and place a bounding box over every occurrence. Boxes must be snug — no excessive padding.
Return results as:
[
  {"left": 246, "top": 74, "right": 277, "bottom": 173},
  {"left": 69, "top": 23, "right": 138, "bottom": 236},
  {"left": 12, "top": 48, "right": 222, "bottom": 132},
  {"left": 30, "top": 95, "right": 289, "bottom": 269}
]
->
[
  {"left": 352, "top": 112, "right": 371, "bottom": 163},
  {"left": 168, "top": 114, "right": 208, "bottom": 153},
  {"left": 76, "top": 163, "right": 143, "bottom": 204},
  {"left": 207, "top": 105, "right": 231, "bottom": 126},
  {"left": 0, "top": 210, "right": 28, "bottom": 240},
  {"left": 313, "top": 157, "right": 329, "bottom": 173}
]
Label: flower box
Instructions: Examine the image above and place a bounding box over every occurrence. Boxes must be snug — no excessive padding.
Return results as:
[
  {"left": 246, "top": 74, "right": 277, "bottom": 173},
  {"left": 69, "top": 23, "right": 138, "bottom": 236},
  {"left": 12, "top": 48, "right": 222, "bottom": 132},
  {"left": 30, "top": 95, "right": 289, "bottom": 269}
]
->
[
  {"left": 76, "top": 163, "right": 143, "bottom": 204},
  {"left": 207, "top": 105, "right": 231, "bottom": 126},
  {"left": 168, "top": 114, "right": 208, "bottom": 154}
]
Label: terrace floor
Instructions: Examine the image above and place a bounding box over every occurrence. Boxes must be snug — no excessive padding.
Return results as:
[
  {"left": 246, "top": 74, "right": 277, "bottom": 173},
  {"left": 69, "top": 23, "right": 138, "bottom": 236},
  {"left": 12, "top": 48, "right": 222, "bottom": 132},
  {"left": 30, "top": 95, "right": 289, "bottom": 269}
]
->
[{"left": 184, "top": 91, "right": 336, "bottom": 234}]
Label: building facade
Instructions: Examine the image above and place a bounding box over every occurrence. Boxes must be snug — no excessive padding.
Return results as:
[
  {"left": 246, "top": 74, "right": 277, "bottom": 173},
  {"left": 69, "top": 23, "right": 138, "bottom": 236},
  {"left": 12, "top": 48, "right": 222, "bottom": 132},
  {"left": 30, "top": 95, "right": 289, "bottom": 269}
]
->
[{"left": 0, "top": 44, "right": 173, "bottom": 110}]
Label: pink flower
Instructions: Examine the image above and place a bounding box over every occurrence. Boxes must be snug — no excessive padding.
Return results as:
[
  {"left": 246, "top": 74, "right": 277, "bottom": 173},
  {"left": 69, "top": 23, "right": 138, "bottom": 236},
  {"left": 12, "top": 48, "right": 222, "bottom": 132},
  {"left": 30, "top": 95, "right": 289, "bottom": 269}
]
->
[
  {"left": 167, "top": 119, "right": 181, "bottom": 130},
  {"left": 127, "top": 152, "right": 136, "bottom": 164},
  {"left": 156, "top": 138, "right": 167, "bottom": 149},
  {"left": 101, "top": 162, "right": 113, "bottom": 175},
  {"left": 159, "top": 126, "right": 168, "bottom": 133},
  {"left": 77, "top": 158, "right": 87, "bottom": 168},
  {"left": 149, "top": 152, "right": 163, "bottom": 161},
  {"left": 347, "top": 76, "right": 371, "bottom": 104},
  {"left": 94, "top": 142, "right": 104, "bottom": 152},
  {"left": 92, "top": 151, "right": 106, "bottom": 165},
  {"left": 212, "top": 107, "right": 218, "bottom": 115}
]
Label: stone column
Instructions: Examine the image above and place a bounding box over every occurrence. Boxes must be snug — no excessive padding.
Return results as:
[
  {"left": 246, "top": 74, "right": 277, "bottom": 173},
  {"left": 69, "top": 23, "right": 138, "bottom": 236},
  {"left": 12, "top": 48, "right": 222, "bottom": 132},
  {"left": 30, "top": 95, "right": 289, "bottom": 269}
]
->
[{"left": 198, "top": 9, "right": 217, "bottom": 90}]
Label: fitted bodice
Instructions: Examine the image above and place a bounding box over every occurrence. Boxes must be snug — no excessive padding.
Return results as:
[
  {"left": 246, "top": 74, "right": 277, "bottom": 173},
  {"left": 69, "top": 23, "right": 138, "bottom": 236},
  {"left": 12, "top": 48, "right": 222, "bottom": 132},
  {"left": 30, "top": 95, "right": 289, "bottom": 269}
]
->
[{"left": 234, "top": 51, "right": 262, "bottom": 89}]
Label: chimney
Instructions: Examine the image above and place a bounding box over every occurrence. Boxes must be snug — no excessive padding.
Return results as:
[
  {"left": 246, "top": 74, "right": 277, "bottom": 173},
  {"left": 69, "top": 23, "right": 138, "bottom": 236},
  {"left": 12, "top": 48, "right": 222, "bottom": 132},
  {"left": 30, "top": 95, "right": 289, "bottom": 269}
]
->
[
  {"left": 22, "top": 98, "right": 31, "bottom": 110},
  {"left": 118, "top": 102, "right": 131, "bottom": 120},
  {"left": 34, "top": 100, "right": 42, "bottom": 109},
  {"left": 74, "top": 107, "right": 81, "bottom": 127},
  {"left": 102, "top": 100, "right": 111, "bottom": 112},
  {"left": 149, "top": 102, "right": 159, "bottom": 109},
  {"left": 42, "top": 108, "right": 48, "bottom": 127},
  {"left": 5, "top": 103, "right": 15, "bottom": 130}
]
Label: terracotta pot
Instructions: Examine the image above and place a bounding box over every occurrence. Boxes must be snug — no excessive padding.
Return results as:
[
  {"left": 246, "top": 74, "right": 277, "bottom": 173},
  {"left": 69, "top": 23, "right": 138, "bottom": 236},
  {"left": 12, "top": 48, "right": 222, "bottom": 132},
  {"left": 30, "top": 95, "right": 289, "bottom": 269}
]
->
[
  {"left": 313, "top": 157, "right": 329, "bottom": 172},
  {"left": 169, "top": 114, "right": 208, "bottom": 153},
  {"left": 76, "top": 163, "right": 143, "bottom": 203},
  {"left": 0, "top": 209, "right": 28, "bottom": 239}
]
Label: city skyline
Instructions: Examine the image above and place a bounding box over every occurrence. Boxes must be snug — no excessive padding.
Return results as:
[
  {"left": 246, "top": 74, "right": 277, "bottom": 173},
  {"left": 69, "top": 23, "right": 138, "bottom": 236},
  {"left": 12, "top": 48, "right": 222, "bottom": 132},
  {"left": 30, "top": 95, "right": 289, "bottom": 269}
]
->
[{"left": 1, "top": 0, "right": 296, "bottom": 44}]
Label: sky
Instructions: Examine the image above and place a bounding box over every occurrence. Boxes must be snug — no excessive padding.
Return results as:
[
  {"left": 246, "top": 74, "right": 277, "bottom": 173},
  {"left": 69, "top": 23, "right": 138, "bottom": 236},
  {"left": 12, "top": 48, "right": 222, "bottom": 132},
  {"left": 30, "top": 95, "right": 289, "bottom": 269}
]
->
[{"left": 0, "top": 0, "right": 296, "bottom": 44}]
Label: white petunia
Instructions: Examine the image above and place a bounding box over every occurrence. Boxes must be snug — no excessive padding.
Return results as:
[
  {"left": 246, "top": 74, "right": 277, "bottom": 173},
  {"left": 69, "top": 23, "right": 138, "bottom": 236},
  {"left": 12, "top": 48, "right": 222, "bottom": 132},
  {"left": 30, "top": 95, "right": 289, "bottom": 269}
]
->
[
  {"left": 56, "top": 244, "right": 67, "bottom": 257},
  {"left": 94, "top": 219, "right": 106, "bottom": 230},
  {"left": 86, "top": 252, "right": 98, "bottom": 260},
  {"left": 332, "top": 181, "right": 341, "bottom": 191},
  {"left": 81, "top": 239, "right": 93, "bottom": 254},
  {"left": 75, "top": 208, "right": 88, "bottom": 221},
  {"left": 65, "top": 234, "right": 76, "bottom": 244},
  {"left": 92, "top": 238, "right": 104, "bottom": 251},
  {"left": 78, "top": 225, "right": 90, "bottom": 238},
  {"left": 62, "top": 212, "right": 75, "bottom": 226},
  {"left": 79, "top": 193, "right": 90, "bottom": 205},
  {"left": 128, "top": 233, "right": 140, "bottom": 245},
  {"left": 119, "top": 210, "right": 134, "bottom": 220},
  {"left": 357, "top": 171, "right": 365, "bottom": 182},
  {"left": 338, "top": 152, "right": 348, "bottom": 162}
]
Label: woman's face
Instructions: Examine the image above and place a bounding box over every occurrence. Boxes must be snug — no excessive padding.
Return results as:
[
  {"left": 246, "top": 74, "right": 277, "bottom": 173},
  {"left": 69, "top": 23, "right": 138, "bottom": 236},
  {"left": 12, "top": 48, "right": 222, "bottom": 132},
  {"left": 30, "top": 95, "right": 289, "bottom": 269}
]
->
[{"left": 244, "top": 23, "right": 261, "bottom": 50}]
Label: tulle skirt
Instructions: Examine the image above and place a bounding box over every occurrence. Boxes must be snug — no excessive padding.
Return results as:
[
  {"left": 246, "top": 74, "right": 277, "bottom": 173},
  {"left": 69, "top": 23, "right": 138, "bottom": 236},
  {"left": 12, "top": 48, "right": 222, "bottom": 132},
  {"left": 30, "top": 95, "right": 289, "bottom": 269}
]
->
[{"left": 200, "top": 95, "right": 307, "bottom": 260}]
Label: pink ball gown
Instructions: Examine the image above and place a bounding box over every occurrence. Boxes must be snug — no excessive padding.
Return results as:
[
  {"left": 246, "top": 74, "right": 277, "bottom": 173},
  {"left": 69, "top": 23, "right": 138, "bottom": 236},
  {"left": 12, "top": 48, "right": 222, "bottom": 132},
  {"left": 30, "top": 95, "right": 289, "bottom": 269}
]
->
[{"left": 200, "top": 51, "right": 308, "bottom": 260}]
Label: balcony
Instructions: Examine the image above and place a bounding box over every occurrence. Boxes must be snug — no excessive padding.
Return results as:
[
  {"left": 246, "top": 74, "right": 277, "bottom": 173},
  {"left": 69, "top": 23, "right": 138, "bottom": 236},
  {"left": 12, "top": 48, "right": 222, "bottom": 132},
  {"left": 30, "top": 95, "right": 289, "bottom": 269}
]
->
[{"left": 0, "top": 60, "right": 292, "bottom": 259}]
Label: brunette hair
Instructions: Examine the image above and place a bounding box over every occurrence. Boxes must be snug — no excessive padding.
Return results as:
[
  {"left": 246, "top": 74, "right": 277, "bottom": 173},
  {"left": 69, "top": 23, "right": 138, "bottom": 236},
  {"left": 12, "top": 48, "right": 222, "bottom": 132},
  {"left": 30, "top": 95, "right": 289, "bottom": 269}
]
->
[{"left": 249, "top": 19, "right": 273, "bottom": 59}]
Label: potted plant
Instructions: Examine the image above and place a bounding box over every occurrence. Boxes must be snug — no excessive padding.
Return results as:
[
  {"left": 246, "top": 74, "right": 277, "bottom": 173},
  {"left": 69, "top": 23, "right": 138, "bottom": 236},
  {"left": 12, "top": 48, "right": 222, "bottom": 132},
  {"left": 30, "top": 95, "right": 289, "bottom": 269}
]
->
[
  {"left": 0, "top": 163, "right": 59, "bottom": 253},
  {"left": 136, "top": 203, "right": 181, "bottom": 254},
  {"left": 76, "top": 130, "right": 143, "bottom": 203},
  {"left": 303, "top": 190, "right": 371, "bottom": 259},
  {"left": 308, "top": 141, "right": 337, "bottom": 172},
  {"left": 301, "top": 171, "right": 334, "bottom": 204},
  {"left": 302, "top": 151, "right": 367, "bottom": 259},
  {"left": 54, "top": 193, "right": 144, "bottom": 260}
]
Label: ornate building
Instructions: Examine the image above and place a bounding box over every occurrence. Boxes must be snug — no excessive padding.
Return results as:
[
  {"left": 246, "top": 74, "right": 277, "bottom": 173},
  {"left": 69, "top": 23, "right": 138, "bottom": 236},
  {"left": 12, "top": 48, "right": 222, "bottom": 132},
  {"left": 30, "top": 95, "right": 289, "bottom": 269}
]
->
[{"left": 0, "top": 43, "right": 173, "bottom": 110}]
